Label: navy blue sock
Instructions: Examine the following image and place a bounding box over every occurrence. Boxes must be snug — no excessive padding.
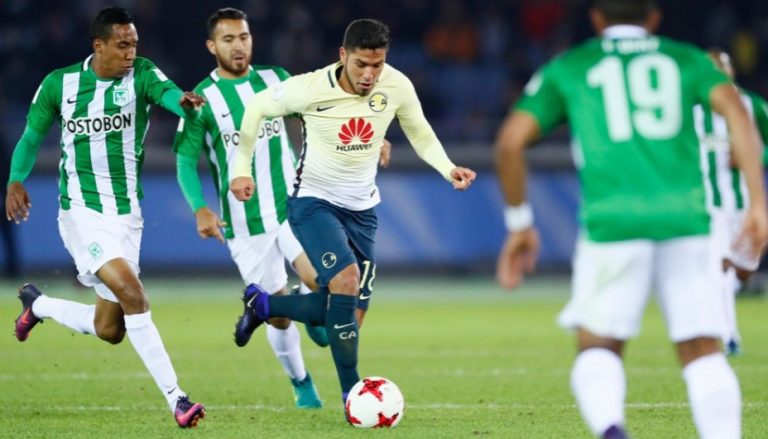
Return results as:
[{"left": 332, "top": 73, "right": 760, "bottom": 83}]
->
[
  {"left": 325, "top": 294, "right": 360, "bottom": 394},
  {"left": 266, "top": 291, "right": 328, "bottom": 326}
]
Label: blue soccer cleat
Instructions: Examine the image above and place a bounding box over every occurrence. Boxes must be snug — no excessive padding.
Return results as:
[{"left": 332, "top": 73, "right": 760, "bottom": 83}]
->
[
  {"left": 233, "top": 283, "right": 269, "bottom": 347},
  {"left": 15, "top": 283, "right": 43, "bottom": 342},
  {"left": 290, "top": 285, "right": 329, "bottom": 347},
  {"left": 602, "top": 425, "right": 630, "bottom": 439},
  {"left": 291, "top": 372, "right": 323, "bottom": 409}
]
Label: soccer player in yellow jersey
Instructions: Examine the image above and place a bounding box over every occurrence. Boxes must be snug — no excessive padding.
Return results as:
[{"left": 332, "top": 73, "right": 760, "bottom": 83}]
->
[{"left": 230, "top": 18, "right": 476, "bottom": 419}]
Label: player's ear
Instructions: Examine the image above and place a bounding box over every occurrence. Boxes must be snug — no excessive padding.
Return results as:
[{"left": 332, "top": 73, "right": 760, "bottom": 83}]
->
[
  {"left": 93, "top": 38, "right": 104, "bottom": 55},
  {"left": 646, "top": 9, "right": 662, "bottom": 33},
  {"left": 206, "top": 39, "right": 216, "bottom": 56},
  {"left": 339, "top": 46, "right": 346, "bottom": 63},
  {"left": 589, "top": 8, "right": 607, "bottom": 35}
]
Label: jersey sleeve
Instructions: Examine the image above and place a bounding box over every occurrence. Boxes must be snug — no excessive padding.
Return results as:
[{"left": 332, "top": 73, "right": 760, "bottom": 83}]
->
[
  {"left": 395, "top": 73, "right": 455, "bottom": 180},
  {"left": 233, "top": 75, "right": 309, "bottom": 179},
  {"left": 137, "top": 58, "right": 180, "bottom": 105},
  {"left": 172, "top": 111, "right": 206, "bottom": 159},
  {"left": 691, "top": 51, "right": 731, "bottom": 105},
  {"left": 515, "top": 63, "right": 567, "bottom": 134},
  {"left": 749, "top": 93, "right": 768, "bottom": 146},
  {"left": 26, "top": 72, "right": 61, "bottom": 134}
]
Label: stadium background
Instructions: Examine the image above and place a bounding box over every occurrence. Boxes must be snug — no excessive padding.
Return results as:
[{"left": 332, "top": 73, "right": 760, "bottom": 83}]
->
[{"left": 2, "top": 0, "right": 768, "bottom": 277}]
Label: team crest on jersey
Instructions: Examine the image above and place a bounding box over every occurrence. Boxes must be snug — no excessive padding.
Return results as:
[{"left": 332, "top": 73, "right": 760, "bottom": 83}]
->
[
  {"left": 368, "top": 92, "right": 388, "bottom": 112},
  {"left": 112, "top": 84, "right": 132, "bottom": 107},
  {"left": 338, "top": 118, "right": 374, "bottom": 147}
]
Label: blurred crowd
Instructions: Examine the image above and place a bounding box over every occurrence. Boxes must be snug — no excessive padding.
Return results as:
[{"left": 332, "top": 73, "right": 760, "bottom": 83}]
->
[{"left": 2, "top": 0, "right": 768, "bottom": 147}]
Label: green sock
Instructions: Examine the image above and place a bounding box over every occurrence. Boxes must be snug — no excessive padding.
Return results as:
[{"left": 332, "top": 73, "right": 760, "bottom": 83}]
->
[
  {"left": 268, "top": 291, "right": 328, "bottom": 326},
  {"left": 325, "top": 294, "right": 360, "bottom": 394}
]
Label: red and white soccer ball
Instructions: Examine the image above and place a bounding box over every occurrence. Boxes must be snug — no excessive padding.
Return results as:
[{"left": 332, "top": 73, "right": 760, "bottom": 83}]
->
[{"left": 345, "top": 376, "right": 404, "bottom": 428}]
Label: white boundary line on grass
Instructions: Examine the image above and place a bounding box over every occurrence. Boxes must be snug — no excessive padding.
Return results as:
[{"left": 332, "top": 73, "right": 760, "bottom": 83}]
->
[{"left": 43, "top": 402, "right": 768, "bottom": 412}]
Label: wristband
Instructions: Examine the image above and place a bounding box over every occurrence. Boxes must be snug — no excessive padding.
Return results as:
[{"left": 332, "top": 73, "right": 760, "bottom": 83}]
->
[{"left": 504, "top": 203, "right": 534, "bottom": 232}]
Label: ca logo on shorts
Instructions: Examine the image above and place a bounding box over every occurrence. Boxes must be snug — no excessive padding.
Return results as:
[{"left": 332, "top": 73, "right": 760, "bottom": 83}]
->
[
  {"left": 321, "top": 252, "right": 337, "bottom": 269},
  {"left": 88, "top": 242, "right": 104, "bottom": 259}
]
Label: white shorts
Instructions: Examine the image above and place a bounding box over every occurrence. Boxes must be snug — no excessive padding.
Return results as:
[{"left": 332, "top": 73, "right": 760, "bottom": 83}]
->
[
  {"left": 227, "top": 221, "right": 304, "bottom": 293},
  {"left": 58, "top": 206, "right": 143, "bottom": 302},
  {"left": 559, "top": 234, "right": 726, "bottom": 342},
  {"left": 712, "top": 208, "right": 759, "bottom": 271}
]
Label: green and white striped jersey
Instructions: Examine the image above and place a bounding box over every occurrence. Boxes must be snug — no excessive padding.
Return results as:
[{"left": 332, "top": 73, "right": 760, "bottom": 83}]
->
[
  {"left": 173, "top": 66, "right": 295, "bottom": 239},
  {"left": 27, "top": 56, "right": 178, "bottom": 214},
  {"left": 517, "top": 26, "right": 730, "bottom": 242},
  {"left": 695, "top": 89, "right": 768, "bottom": 211}
]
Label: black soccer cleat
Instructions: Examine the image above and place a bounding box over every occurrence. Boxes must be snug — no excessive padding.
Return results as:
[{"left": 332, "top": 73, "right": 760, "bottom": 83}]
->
[
  {"left": 15, "top": 283, "right": 43, "bottom": 342},
  {"left": 233, "top": 283, "right": 268, "bottom": 347}
]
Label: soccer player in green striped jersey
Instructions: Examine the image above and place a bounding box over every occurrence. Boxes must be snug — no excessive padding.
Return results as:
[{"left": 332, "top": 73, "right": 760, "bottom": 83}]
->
[
  {"left": 694, "top": 48, "right": 768, "bottom": 356},
  {"left": 494, "top": 1, "right": 768, "bottom": 438},
  {"left": 173, "top": 7, "right": 325, "bottom": 409},
  {"left": 230, "top": 18, "right": 476, "bottom": 420},
  {"left": 5, "top": 7, "right": 206, "bottom": 428}
]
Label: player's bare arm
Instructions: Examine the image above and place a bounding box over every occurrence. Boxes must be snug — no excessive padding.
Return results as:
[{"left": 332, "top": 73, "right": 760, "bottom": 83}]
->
[
  {"left": 5, "top": 182, "right": 31, "bottom": 223},
  {"left": 711, "top": 83, "right": 768, "bottom": 255},
  {"left": 379, "top": 139, "right": 392, "bottom": 168},
  {"left": 494, "top": 110, "right": 542, "bottom": 289},
  {"left": 194, "top": 206, "right": 226, "bottom": 243}
]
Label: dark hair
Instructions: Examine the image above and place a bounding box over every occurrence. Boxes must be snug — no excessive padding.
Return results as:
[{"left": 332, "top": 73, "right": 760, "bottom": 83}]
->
[
  {"left": 592, "top": 0, "right": 656, "bottom": 24},
  {"left": 343, "top": 19, "right": 390, "bottom": 51},
  {"left": 207, "top": 7, "right": 248, "bottom": 39},
  {"left": 90, "top": 6, "right": 133, "bottom": 41}
]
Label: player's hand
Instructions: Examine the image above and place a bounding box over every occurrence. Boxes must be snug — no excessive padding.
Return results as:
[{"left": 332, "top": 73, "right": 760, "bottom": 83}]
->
[
  {"left": 231, "top": 176, "right": 256, "bottom": 201},
  {"left": 194, "top": 207, "right": 227, "bottom": 243},
  {"left": 496, "top": 228, "right": 540, "bottom": 289},
  {"left": 5, "top": 182, "right": 32, "bottom": 224},
  {"left": 379, "top": 139, "right": 392, "bottom": 168},
  {"left": 450, "top": 167, "right": 476, "bottom": 191},
  {"left": 179, "top": 91, "right": 206, "bottom": 110},
  {"left": 735, "top": 204, "right": 768, "bottom": 261}
]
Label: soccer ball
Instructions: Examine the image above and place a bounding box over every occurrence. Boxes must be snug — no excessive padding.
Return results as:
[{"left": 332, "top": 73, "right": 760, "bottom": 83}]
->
[{"left": 345, "top": 376, "right": 404, "bottom": 428}]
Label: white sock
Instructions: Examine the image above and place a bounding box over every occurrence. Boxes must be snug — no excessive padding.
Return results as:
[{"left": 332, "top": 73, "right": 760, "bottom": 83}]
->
[
  {"left": 123, "top": 311, "right": 185, "bottom": 411},
  {"left": 266, "top": 323, "right": 306, "bottom": 381},
  {"left": 299, "top": 283, "right": 312, "bottom": 294},
  {"left": 571, "top": 348, "right": 626, "bottom": 435},
  {"left": 683, "top": 353, "right": 741, "bottom": 439},
  {"left": 722, "top": 269, "right": 740, "bottom": 344},
  {"left": 31, "top": 295, "right": 96, "bottom": 335}
]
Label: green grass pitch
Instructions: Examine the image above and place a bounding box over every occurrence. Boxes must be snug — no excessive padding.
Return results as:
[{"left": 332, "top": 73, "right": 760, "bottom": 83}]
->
[{"left": 1, "top": 276, "right": 766, "bottom": 438}]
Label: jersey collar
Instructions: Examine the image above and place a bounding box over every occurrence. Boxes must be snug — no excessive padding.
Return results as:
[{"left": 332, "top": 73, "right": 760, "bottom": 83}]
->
[
  {"left": 602, "top": 25, "right": 649, "bottom": 39},
  {"left": 210, "top": 65, "right": 253, "bottom": 83}
]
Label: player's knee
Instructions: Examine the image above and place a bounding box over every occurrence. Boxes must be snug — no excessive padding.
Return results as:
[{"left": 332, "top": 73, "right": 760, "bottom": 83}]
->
[
  {"left": 676, "top": 336, "right": 720, "bottom": 365},
  {"left": 114, "top": 280, "right": 149, "bottom": 313},
  {"left": 269, "top": 317, "right": 291, "bottom": 330},
  {"left": 329, "top": 266, "right": 360, "bottom": 295},
  {"left": 95, "top": 324, "right": 126, "bottom": 344}
]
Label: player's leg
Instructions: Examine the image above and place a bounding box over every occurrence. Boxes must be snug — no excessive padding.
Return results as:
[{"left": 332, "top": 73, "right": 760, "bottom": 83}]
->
[
  {"left": 657, "top": 235, "right": 739, "bottom": 439},
  {"left": 242, "top": 197, "right": 364, "bottom": 406},
  {"left": 229, "top": 230, "right": 322, "bottom": 408},
  {"left": 339, "top": 207, "right": 377, "bottom": 329},
  {"left": 559, "top": 237, "right": 654, "bottom": 438},
  {"left": 720, "top": 265, "right": 741, "bottom": 355},
  {"left": 277, "top": 221, "right": 328, "bottom": 347}
]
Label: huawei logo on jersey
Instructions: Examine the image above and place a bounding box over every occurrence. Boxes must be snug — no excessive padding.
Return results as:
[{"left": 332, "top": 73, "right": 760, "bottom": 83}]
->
[{"left": 338, "top": 118, "right": 374, "bottom": 145}]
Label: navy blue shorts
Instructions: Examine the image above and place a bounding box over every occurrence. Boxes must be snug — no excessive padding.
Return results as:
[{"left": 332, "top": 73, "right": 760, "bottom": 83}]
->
[{"left": 288, "top": 196, "right": 377, "bottom": 311}]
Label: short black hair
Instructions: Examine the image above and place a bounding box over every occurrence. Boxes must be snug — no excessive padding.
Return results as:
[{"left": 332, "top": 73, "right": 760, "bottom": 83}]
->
[
  {"left": 592, "top": 0, "right": 656, "bottom": 24},
  {"left": 343, "top": 19, "right": 390, "bottom": 51},
  {"left": 90, "top": 6, "right": 133, "bottom": 41},
  {"left": 207, "top": 7, "right": 247, "bottom": 39}
]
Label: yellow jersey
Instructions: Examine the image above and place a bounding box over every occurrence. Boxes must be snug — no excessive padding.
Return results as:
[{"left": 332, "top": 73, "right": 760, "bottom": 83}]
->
[{"left": 234, "top": 62, "right": 455, "bottom": 210}]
